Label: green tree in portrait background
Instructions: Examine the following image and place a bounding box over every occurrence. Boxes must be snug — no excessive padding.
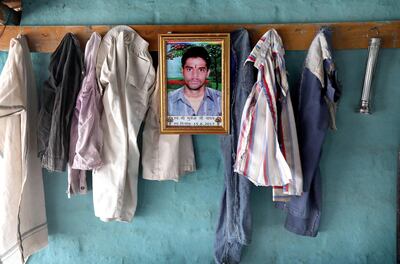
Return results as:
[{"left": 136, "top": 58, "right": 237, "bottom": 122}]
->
[{"left": 166, "top": 43, "right": 222, "bottom": 91}]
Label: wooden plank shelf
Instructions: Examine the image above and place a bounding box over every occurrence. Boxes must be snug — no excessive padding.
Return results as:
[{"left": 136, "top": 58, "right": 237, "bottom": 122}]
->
[{"left": 0, "top": 21, "right": 399, "bottom": 52}]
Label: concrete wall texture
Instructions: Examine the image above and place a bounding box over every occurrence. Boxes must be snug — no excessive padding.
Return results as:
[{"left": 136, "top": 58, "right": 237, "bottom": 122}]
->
[{"left": 0, "top": 0, "right": 397, "bottom": 263}]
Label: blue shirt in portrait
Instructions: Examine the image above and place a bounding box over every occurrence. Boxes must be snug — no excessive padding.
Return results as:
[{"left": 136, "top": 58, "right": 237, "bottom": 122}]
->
[{"left": 168, "top": 87, "right": 222, "bottom": 116}]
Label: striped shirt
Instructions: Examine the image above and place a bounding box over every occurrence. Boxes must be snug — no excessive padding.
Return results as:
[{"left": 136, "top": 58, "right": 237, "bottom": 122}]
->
[{"left": 234, "top": 29, "right": 303, "bottom": 201}]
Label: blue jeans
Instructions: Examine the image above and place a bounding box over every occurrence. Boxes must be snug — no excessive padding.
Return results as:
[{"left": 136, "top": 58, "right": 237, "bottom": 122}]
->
[{"left": 214, "top": 28, "right": 255, "bottom": 264}]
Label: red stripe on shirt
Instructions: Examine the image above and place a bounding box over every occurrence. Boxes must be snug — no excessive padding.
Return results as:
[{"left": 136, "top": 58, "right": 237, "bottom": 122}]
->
[
  {"left": 237, "top": 96, "right": 256, "bottom": 177},
  {"left": 260, "top": 66, "right": 277, "bottom": 127},
  {"left": 243, "top": 101, "right": 257, "bottom": 176}
]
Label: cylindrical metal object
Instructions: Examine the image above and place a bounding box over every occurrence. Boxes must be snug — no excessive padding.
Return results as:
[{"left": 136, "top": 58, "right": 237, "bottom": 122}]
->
[{"left": 359, "top": 37, "right": 381, "bottom": 114}]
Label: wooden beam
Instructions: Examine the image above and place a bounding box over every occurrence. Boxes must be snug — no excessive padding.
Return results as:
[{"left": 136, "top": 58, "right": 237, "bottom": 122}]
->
[{"left": 0, "top": 21, "right": 399, "bottom": 52}]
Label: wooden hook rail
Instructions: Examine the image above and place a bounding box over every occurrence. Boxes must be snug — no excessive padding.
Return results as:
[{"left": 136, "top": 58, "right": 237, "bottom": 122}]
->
[{"left": 0, "top": 20, "right": 399, "bottom": 52}]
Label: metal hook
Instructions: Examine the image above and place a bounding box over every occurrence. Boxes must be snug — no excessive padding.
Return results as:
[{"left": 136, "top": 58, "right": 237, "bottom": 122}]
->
[
  {"left": 367, "top": 27, "right": 380, "bottom": 38},
  {"left": 319, "top": 25, "right": 332, "bottom": 32}
]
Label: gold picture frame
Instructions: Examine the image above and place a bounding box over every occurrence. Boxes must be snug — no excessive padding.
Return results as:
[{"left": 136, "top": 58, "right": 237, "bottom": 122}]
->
[{"left": 159, "top": 33, "right": 230, "bottom": 134}]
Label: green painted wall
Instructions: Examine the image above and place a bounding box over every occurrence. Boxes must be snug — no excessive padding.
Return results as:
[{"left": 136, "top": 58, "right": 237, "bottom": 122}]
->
[{"left": 1, "top": 0, "right": 398, "bottom": 263}]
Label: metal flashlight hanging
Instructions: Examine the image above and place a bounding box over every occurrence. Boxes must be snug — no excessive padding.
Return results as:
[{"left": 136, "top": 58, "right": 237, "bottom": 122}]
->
[{"left": 359, "top": 33, "right": 381, "bottom": 114}]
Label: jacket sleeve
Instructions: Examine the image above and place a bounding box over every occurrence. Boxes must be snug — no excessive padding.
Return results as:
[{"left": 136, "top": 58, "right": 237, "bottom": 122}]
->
[
  {"left": 72, "top": 78, "right": 103, "bottom": 170},
  {"left": 37, "top": 79, "right": 56, "bottom": 159}
]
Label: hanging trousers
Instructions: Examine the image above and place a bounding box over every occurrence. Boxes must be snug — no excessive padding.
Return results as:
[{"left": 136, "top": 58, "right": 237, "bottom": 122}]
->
[{"left": 214, "top": 29, "right": 255, "bottom": 264}]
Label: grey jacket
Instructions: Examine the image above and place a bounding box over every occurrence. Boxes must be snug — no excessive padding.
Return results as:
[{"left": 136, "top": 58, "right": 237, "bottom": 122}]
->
[{"left": 37, "top": 33, "right": 84, "bottom": 171}]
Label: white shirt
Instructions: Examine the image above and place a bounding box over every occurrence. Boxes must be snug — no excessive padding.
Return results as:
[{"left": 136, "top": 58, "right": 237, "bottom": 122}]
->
[
  {"left": 93, "top": 26, "right": 156, "bottom": 222},
  {"left": 0, "top": 35, "right": 48, "bottom": 264}
]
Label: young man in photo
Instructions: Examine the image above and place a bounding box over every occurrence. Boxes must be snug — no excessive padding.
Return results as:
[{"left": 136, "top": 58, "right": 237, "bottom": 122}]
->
[{"left": 168, "top": 46, "right": 222, "bottom": 116}]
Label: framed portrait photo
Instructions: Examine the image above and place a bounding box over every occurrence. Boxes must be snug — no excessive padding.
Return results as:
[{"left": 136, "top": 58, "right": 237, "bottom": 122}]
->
[{"left": 159, "top": 33, "right": 230, "bottom": 134}]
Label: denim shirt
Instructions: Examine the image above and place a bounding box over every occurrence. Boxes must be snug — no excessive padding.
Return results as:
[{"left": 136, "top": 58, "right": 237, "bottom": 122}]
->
[
  {"left": 276, "top": 28, "right": 341, "bottom": 237},
  {"left": 168, "top": 86, "right": 222, "bottom": 116}
]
